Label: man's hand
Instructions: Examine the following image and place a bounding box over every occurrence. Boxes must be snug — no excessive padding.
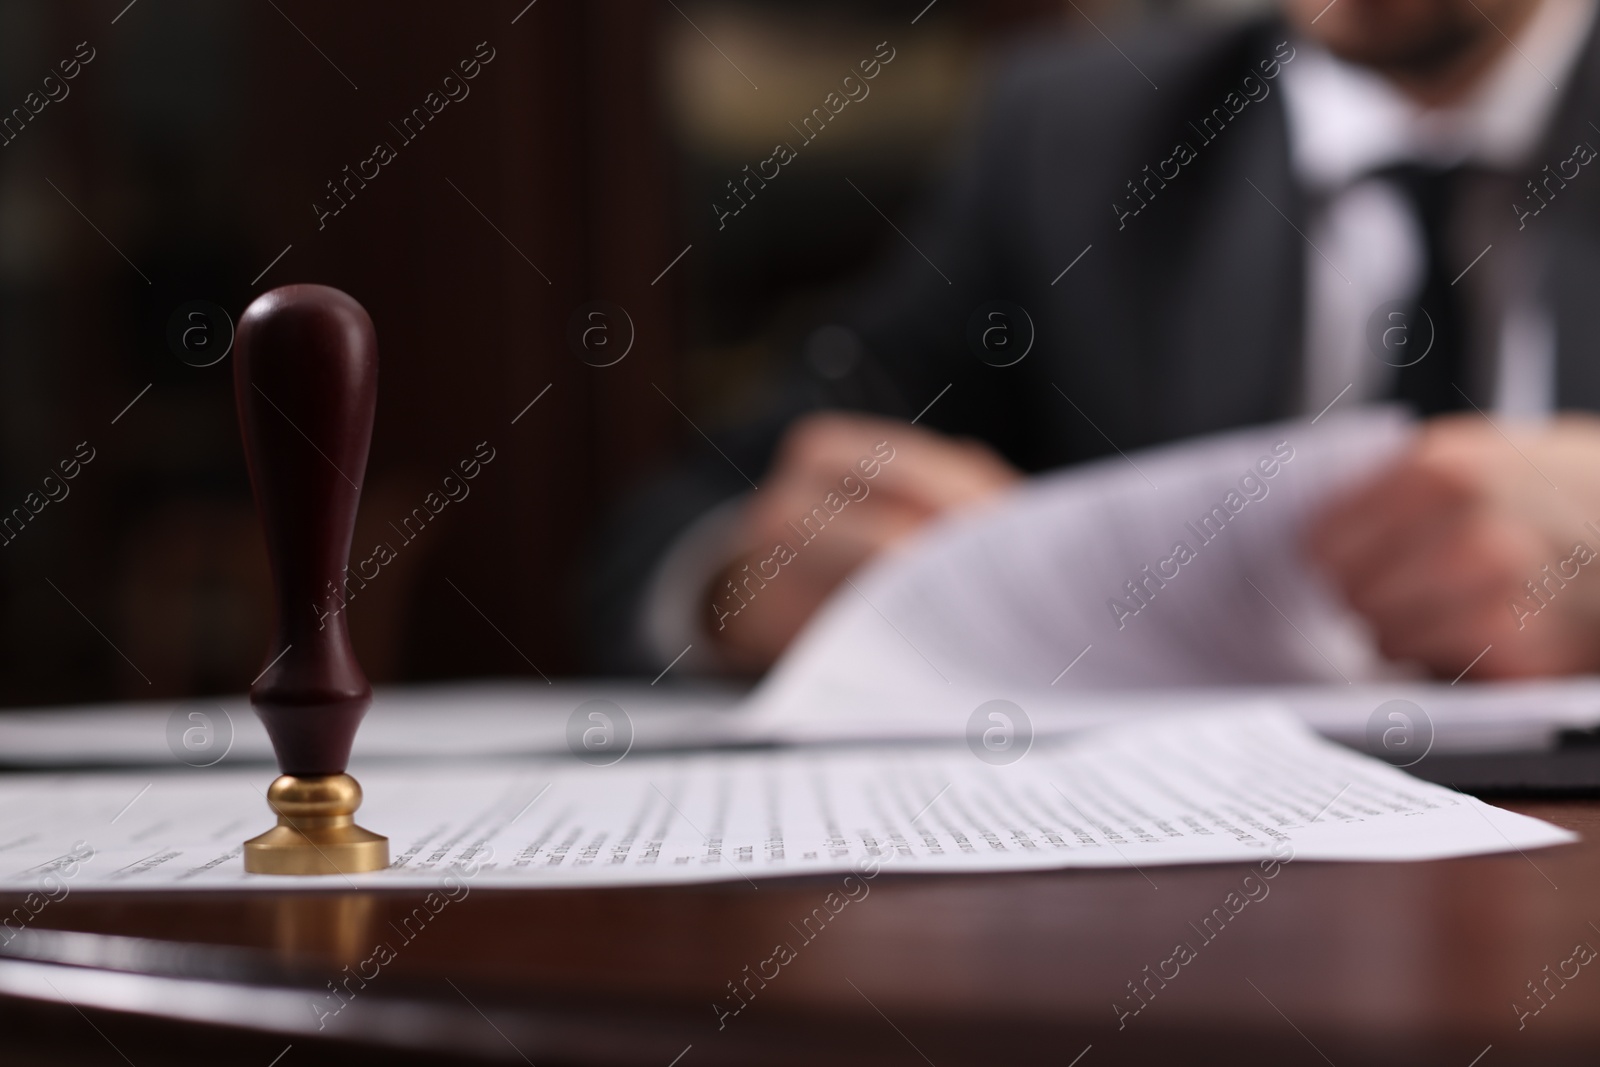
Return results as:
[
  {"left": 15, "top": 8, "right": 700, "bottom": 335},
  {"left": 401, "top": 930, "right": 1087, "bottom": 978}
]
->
[
  {"left": 707, "top": 412, "right": 1020, "bottom": 672},
  {"left": 1307, "top": 414, "right": 1600, "bottom": 680}
]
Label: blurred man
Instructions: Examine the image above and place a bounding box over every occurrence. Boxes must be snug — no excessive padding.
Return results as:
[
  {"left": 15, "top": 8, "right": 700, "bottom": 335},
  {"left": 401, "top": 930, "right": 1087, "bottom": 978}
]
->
[{"left": 594, "top": 0, "right": 1600, "bottom": 681}]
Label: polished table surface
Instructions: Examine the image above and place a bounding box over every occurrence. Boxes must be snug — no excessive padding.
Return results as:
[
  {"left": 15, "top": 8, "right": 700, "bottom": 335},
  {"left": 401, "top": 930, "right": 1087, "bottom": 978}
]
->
[{"left": 3, "top": 798, "right": 1598, "bottom": 1066}]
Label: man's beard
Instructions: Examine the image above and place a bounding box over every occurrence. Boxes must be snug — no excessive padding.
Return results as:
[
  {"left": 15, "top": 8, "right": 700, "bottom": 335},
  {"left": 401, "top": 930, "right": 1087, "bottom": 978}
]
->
[{"left": 1327, "top": 13, "right": 1494, "bottom": 80}]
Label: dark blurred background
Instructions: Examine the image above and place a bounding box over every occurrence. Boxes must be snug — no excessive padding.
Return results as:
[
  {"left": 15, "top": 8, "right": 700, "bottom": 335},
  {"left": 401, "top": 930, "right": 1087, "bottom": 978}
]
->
[{"left": 0, "top": 0, "right": 1248, "bottom": 705}]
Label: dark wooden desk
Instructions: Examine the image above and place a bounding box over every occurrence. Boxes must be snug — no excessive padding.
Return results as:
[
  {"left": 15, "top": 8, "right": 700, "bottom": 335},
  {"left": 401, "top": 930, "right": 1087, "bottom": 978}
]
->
[{"left": 3, "top": 800, "right": 1597, "bottom": 1066}]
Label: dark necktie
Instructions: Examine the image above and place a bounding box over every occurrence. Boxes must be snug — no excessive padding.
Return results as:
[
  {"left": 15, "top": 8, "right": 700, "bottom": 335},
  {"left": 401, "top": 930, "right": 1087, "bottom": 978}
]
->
[{"left": 1378, "top": 164, "right": 1471, "bottom": 416}]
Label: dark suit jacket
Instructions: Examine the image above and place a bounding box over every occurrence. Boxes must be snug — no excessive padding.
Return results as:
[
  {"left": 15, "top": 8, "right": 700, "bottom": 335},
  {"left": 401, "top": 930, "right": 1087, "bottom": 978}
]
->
[{"left": 588, "top": 14, "right": 1600, "bottom": 672}]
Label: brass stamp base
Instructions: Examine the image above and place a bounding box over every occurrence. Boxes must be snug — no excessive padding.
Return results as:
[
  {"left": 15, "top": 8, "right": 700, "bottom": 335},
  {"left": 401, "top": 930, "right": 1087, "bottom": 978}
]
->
[{"left": 244, "top": 773, "right": 389, "bottom": 876}]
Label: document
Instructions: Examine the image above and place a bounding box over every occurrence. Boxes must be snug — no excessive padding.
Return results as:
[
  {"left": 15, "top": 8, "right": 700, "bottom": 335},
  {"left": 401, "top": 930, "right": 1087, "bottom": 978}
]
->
[
  {"left": 0, "top": 681, "right": 749, "bottom": 768},
  {"left": 754, "top": 409, "right": 1415, "bottom": 714},
  {"left": 0, "top": 710, "right": 1572, "bottom": 892}
]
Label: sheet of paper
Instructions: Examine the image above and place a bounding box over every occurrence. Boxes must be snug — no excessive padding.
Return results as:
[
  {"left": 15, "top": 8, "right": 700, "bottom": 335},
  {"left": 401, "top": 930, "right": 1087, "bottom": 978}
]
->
[
  {"left": 0, "top": 681, "right": 750, "bottom": 768},
  {"left": 0, "top": 710, "right": 1571, "bottom": 892},
  {"left": 753, "top": 409, "right": 1415, "bottom": 719}
]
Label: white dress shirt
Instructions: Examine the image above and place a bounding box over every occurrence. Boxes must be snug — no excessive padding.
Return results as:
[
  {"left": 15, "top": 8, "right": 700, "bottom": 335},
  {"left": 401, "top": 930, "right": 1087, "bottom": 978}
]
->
[{"left": 1282, "top": 0, "right": 1595, "bottom": 418}]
